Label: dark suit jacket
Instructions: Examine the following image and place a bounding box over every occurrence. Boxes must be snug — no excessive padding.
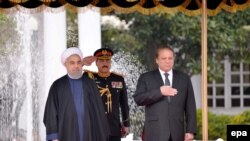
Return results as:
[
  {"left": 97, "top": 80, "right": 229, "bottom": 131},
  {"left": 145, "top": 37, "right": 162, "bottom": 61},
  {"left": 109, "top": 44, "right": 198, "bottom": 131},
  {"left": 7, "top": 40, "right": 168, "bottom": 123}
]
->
[{"left": 133, "top": 69, "right": 197, "bottom": 141}]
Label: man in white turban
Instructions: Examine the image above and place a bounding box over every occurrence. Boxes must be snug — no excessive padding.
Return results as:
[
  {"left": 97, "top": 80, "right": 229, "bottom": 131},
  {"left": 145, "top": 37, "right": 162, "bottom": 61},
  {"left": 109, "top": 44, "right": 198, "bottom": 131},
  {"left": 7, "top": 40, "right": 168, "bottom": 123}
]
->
[
  {"left": 61, "top": 47, "right": 83, "bottom": 65},
  {"left": 43, "top": 47, "right": 110, "bottom": 141},
  {"left": 61, "top": 47, "right": 84, "bottom": 79}
]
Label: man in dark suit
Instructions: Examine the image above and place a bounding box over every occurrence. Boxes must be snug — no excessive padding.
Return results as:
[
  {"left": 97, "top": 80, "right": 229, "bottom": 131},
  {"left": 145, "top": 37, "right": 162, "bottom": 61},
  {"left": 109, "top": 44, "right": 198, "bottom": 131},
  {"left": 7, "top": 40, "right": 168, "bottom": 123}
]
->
[{"left": 133, "top": 47, "right": 197, "bottom": 141}]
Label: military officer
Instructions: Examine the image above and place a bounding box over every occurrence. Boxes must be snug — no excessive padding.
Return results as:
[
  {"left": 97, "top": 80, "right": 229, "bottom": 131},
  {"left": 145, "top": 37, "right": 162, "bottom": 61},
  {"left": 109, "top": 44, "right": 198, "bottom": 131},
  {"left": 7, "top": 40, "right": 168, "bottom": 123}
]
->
[{"left": 86, "top": 48, "right": 130, "bottom": 141}]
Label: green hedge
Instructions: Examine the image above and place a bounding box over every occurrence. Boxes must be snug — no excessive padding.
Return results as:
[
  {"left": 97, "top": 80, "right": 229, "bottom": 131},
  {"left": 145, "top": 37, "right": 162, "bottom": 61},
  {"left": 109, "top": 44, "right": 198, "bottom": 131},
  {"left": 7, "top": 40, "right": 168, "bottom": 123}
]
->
[{"left": 195, "top": 109, "right": 250, "bottom": 140}]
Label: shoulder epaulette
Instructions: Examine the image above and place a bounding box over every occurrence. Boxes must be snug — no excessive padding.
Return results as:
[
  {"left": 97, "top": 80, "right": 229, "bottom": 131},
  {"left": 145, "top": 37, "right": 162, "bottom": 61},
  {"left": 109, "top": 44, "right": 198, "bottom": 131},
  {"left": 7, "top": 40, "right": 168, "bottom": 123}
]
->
[{"left": 84, "top": 69, "right": 97, "bottom": 79}]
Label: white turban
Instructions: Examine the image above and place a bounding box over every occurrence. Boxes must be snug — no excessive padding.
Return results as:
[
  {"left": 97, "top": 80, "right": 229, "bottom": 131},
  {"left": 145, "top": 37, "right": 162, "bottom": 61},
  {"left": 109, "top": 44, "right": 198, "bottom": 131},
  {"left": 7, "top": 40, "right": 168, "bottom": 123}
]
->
[{"left": 61, "top": 47, "right": 83, "bottom": 65}]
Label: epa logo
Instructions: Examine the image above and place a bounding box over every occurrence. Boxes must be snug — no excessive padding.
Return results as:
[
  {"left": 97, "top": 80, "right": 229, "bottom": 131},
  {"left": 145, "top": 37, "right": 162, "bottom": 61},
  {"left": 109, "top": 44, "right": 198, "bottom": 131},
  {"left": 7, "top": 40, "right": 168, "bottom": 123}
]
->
[
  {"left": 231, "top": 131, "right": 247, "bottom": 138},
  {"left": 227, "top": 125, "right": 250, "bottom": 141}
]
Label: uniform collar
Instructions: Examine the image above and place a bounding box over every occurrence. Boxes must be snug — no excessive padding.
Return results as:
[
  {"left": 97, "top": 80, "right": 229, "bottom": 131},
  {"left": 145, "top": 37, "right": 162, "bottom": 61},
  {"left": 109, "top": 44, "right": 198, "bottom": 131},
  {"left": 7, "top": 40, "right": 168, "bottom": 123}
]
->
[{"left": 98, "top": 72, "right": 111, "bottom": 77}]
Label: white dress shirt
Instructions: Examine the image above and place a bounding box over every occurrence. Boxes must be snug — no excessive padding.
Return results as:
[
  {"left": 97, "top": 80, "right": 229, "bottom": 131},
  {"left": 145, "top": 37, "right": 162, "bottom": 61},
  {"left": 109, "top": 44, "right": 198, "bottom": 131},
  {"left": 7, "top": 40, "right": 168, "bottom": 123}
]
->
[{"left": 159, "top": 69, "right": 173, "bottom": 87}]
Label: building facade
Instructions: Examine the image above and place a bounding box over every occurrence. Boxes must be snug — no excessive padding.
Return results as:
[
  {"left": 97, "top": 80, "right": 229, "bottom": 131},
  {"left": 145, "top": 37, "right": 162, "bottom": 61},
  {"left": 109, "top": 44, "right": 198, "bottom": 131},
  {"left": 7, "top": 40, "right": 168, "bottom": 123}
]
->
[{"left": 192, "top": 57, "right": 250, "bottom": 115}]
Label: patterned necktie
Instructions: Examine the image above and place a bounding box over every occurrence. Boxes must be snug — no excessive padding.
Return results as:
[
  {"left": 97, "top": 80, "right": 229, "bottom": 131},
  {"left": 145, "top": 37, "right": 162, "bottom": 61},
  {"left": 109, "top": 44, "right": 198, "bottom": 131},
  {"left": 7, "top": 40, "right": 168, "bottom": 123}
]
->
[
  {"left": 164, "top": 73, "right": 171, "bottom": 102},
  {"left": 164, "top": 73, "right": 170, "bottom": 86}
]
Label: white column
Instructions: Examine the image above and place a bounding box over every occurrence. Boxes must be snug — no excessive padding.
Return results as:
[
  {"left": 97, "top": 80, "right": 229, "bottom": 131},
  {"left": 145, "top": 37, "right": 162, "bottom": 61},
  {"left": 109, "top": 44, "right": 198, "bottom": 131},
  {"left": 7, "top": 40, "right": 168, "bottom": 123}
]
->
[
  {"left": 40, "top": 11, "right": 67, "bottom": 140},
  {"left": 78, "top": 8, "right": 101, "bottom": 71},
  {"left": 192, "top": 75, "right": 202, "bottom": 109},
  {"left": 224, "top": 56, "right": 231, "bottom": 109}
]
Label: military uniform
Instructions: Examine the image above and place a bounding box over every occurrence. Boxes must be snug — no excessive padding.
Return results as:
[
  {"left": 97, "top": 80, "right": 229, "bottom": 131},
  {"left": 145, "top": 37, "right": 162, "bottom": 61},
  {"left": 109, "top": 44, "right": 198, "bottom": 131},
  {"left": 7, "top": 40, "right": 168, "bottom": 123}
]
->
[
  {"left": 86, "top": 48, "right": 130, "bottom": 141},
  {"left": 94, "top": 72, "right": 130, "bottom": 136}
]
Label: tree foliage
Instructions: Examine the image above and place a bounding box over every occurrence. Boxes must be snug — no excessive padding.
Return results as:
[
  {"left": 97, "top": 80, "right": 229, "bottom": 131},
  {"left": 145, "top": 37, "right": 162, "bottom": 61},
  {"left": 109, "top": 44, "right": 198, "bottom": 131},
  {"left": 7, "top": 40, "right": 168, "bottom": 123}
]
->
[
  {"left": 102, "top": 9, "right": 250, "bottom": 81},
  {"left": 66, "top": 10, "right": 78, "bottom": 47},
  {"left": 0, "top": 14, "right": 19, "bottom": 56},
  {"left": 65, "top": 8, "right": 250, "bottom": 81}
]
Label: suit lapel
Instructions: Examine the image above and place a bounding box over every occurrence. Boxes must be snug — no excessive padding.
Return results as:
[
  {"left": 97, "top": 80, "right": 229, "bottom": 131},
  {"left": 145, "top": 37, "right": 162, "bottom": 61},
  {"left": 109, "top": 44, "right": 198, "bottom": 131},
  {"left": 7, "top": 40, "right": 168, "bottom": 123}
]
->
[
  {"left": 153, "top": 69, "right": 164, "bottom": 86},
  {"left": 172, "top": 70, "right": 179, "bottom": 89}
]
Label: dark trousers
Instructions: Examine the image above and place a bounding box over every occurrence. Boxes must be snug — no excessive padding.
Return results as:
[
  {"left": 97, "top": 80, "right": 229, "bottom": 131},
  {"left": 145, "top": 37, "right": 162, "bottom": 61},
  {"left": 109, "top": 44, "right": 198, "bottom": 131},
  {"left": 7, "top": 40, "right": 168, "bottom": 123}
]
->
[{"left": 109, "top": 136, "right": 121, "bottom": 141}]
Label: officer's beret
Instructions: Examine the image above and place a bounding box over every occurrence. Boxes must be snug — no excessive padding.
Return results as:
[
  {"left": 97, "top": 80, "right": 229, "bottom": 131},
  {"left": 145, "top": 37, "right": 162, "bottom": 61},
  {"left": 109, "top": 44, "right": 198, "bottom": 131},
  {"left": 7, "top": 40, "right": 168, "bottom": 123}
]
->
[{"left": 94, "top": 48, "right": 113, "bottom": 60}]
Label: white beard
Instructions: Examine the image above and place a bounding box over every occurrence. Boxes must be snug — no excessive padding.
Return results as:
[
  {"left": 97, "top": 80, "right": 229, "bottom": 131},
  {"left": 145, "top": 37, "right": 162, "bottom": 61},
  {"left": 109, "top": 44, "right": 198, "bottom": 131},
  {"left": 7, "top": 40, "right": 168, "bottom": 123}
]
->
[{"left": 68, "top": 71, "right": 83, "bottom": 79}]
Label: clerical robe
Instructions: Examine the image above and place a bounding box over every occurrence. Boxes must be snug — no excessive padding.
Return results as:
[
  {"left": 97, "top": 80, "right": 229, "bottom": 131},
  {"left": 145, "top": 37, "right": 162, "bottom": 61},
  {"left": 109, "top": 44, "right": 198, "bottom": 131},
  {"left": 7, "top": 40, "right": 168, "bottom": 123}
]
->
[{"left": 43, "top": 74, "right": 110, "bottom": 141}]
